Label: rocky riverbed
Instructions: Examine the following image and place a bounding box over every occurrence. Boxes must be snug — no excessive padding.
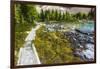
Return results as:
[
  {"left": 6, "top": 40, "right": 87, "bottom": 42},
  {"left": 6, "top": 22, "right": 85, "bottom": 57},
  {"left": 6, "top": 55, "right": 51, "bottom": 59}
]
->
[{"left": 64, "top": 29, "right": 94, "bottom": 61}]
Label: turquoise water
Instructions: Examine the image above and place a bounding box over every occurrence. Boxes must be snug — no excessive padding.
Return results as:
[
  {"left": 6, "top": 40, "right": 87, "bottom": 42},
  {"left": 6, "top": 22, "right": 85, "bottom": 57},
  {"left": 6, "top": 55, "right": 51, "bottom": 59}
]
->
[{"left": 79, "top": 21, "right": 94, "bottom": 33}]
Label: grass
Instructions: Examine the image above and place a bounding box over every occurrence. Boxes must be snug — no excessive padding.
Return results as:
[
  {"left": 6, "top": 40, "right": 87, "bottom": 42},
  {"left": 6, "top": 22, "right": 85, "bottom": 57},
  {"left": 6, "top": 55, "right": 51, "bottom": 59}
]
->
[
  {"left": 34, "top": 26, "right": 81, "bottom": 64},
  {"left": 14, "top": 22, "right": 81, "bottom": 65},
  {"left": 15, "top": 32, "right": 28, "bottom": 64}
]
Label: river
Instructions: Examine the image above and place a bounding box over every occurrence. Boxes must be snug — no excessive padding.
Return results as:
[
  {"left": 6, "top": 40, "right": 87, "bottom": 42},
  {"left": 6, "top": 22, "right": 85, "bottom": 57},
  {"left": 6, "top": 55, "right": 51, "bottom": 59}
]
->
[{"left": 68, "top": 21, "right": 95, "bottom": 61}]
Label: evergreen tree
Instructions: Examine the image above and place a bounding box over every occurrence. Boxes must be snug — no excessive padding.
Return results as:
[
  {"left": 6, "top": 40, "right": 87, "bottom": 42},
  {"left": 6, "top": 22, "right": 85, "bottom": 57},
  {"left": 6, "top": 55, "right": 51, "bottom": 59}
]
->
[
  {"left": 40, "top": 9, "right": 45, "bottom": 21},
  {"left": 88, "top": 8, "right": 95, "bottom": 20},
  {"left": 55, "top": 10, "right": 58, "bottom": 21},
  {"left": 58, "top": 11, "right": 62, "bottom": 21}
]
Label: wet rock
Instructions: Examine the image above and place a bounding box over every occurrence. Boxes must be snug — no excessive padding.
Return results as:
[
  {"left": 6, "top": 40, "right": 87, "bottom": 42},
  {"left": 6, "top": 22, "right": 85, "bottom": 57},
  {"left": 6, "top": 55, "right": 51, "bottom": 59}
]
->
[{"left": 64, "top": 28, "right": 94, "bottom": 61}]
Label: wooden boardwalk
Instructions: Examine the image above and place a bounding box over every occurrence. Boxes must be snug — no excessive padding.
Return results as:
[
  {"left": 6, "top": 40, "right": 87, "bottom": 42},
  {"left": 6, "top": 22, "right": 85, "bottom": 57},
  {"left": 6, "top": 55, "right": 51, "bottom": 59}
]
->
[{"left": 17, "top": 23, "right": 41, "bottom": 65}]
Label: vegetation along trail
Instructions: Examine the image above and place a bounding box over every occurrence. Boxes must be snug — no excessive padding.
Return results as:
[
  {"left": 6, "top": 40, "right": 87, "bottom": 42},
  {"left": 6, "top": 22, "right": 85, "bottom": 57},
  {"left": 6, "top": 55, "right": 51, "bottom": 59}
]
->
[{"left": 17, "top": 22, "right": 42, "bottom": 65}]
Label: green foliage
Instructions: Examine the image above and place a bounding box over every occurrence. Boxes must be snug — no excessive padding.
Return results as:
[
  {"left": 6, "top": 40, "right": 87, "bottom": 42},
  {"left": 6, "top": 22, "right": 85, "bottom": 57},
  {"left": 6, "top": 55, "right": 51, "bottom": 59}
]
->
[
  {"left": 38, "top": 9, "right": 81, "bottom": 23},
  {"left": 88, "top": 8, "right": 95, "bottom": 20},
  {"left": 75, "top": 12, "right": 83, "bottom": 19},
  {"left": 14, "top": 3, "right": 38, "bottom": 64},
  {"left": 14, "top": 3, "right": 95, "bottom": 64},
  {"left": 15, "top": 32, "right": 28, "bottom": 64},
  {"left": 39, "top": 9, "right": 45, "bottom": 22},
  {"left": 15, "top": 3, "right": 38, "bottom": 32},
  {"left": 73, "top": 12, "right": 89, "bottom": 20},
  {"left": 83, "top": 13, "right": 87, "bottom": 19},
  {"left": 20, "top": 4, "right": 38, "bottom": 23},
  {"left": 34, "top": 26, "right": 81, "bottom": 64}
]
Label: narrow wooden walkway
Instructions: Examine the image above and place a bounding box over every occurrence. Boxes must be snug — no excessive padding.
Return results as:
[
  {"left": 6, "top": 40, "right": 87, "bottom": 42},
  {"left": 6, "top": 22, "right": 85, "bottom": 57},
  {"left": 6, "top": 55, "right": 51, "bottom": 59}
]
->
[{"left": 17, "top": 23, "right": 41, "bottom": 65}]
